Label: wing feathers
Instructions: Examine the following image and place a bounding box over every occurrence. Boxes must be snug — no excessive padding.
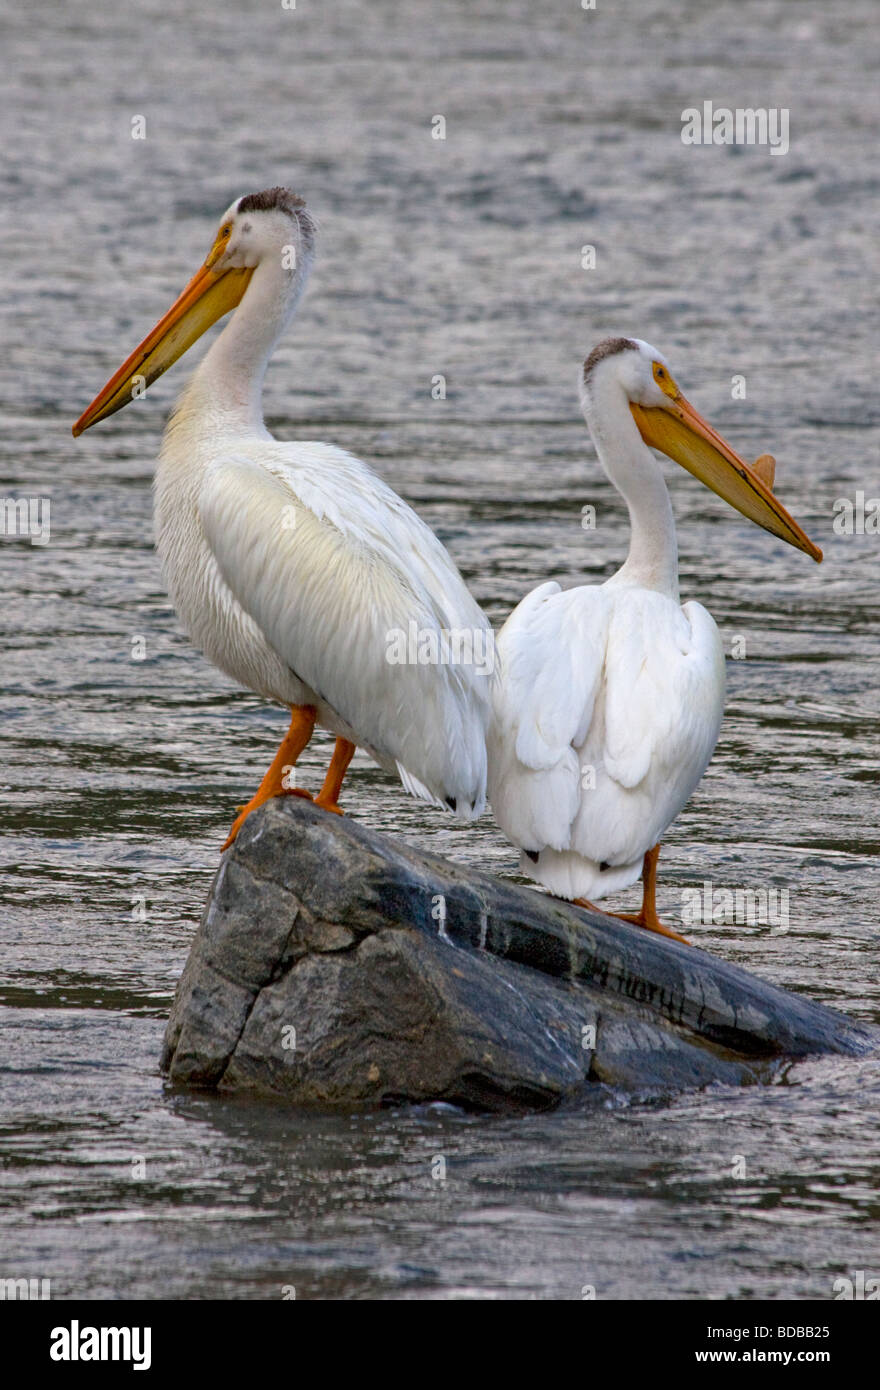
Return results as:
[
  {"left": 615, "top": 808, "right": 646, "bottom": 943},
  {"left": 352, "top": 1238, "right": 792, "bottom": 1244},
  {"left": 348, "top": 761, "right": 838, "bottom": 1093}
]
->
[
  {"left": 488, "top": 581, "right": 725, "bottom": 875},
  {"left": 199, "top": 444, "right": 492, "bottom": 813}
]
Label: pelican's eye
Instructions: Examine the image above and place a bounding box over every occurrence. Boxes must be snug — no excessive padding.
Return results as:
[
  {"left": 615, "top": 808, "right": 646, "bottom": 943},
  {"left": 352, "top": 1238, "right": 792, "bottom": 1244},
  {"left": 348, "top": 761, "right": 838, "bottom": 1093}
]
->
[
  {"left": 652, "top": 360, "right": 679, "bottom": 399},
  {"left": 205, "top": 223, "right": 235, "bottom": 268}
]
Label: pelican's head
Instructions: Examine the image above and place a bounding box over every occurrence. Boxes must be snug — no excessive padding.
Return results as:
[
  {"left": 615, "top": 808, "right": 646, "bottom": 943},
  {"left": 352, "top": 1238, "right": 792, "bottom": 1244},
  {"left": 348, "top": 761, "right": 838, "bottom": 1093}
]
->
[
  {"left": 73, "top": 187, "right": 315, "bottom": 436},
  {"left": 208, "top": 186, "right": 316, "bottom": 273},
  {"left": 580, "top": 336, "right": 822, "bottom": 562}
]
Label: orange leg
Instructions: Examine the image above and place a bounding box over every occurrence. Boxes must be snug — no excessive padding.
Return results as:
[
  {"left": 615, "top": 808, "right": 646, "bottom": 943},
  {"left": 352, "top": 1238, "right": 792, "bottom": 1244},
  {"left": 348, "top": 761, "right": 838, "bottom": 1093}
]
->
[
  {"left": 575, "top": 844, "right": 689, "bottom": 944},
  {"left": 314, "top": 737, "right": 356, "bottom": 815},
  {"left": 221, "top": 704, "right": 316, "bottom": 851}
]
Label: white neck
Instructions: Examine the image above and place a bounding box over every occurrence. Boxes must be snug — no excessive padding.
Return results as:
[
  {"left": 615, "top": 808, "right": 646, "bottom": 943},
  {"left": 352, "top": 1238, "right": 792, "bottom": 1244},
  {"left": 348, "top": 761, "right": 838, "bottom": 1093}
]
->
[
  {"left": 585, "top": 372, "right": 680, "bottom": 599},
  {"left": 177, "top": 253, "right": 310, "bottom": 435}
]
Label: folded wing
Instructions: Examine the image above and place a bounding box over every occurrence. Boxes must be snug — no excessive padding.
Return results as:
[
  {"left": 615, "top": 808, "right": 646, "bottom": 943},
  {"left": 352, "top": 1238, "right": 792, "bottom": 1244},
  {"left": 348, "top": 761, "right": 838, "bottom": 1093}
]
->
[
  {"left": 200, "top": 442, "right": 493, "bottom": 816},
  {"left": 488, "top": 582, "right": 724, "bottom": 864}
]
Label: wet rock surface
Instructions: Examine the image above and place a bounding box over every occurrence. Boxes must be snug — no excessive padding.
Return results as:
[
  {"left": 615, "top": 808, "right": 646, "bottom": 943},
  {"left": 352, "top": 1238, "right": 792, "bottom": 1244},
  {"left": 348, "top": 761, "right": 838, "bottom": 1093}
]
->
[{"left": 161, "top": 799, "right": 877, "bottom": 1111}]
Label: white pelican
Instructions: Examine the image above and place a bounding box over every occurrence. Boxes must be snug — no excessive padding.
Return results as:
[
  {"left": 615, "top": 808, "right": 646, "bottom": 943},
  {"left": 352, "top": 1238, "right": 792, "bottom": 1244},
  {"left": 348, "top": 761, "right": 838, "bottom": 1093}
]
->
[
  {"left": 487, "top": 337, "right": 822, "bottom": 941},
  {"left": 73, "top": 187, "right": 492, "bottom": 847}
]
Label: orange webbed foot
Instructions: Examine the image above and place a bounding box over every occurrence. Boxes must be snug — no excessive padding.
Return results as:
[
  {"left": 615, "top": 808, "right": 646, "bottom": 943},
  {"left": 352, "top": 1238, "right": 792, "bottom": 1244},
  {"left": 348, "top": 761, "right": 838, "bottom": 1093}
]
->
[
  {"left": 221, "top": 705, "right": 317, "bottom": 852},
  {"left": 573, "top": 845, "right": 690, "bottom": 944},
  {"left": 613, "top": 909, "right": 689, "bottom": 944}
]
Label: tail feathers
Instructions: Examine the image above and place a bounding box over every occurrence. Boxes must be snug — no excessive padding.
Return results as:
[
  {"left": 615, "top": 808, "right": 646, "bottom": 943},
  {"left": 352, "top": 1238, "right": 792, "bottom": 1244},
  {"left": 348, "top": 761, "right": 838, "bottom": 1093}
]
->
[
  {"left": 521, "top": 846, "right": 642, "bottom": 902},
  {"left": 396, "top": 761, "right": 485, "bottom": 821}
]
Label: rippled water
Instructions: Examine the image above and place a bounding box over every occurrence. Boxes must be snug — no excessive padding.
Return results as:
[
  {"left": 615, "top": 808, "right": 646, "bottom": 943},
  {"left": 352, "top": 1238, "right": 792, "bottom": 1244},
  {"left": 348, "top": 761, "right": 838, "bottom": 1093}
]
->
[{"left": 1, "top": 0, "right": 879, "bottom": 1299}]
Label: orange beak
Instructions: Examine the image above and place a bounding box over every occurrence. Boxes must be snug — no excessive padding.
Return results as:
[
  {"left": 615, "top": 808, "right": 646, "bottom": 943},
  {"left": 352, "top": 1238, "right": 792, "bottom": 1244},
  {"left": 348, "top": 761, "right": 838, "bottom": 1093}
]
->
[
  {"left": 631, "top": 395, "right": 822, "bottom": 562},
  {"left": 72, "top": 243, "right": 253, "bottom": 436}
]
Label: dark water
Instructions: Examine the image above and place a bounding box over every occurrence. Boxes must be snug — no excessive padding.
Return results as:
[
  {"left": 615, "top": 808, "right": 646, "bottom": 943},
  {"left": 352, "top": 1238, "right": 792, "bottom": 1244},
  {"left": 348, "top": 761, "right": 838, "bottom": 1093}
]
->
[{"left": 2, "top": 0, "right": 879, "bottom": 1298}]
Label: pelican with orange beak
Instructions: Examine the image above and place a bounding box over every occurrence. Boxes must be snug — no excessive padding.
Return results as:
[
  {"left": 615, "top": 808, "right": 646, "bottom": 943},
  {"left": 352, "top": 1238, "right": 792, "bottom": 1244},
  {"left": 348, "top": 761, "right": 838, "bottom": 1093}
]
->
[
  {"left": 487, "top": 336, "right": 822, "bottom": 941},
  {"left": 74, "top": 188, "right": 492, "bottom": 846}
]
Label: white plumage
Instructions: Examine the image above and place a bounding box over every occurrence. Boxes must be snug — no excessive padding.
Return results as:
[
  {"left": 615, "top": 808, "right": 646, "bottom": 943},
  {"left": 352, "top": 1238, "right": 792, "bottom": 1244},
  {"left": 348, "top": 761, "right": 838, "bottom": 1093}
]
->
[
  {"left": 488, "top": 577, "right": 724, "bottom": 900},
  {"left": 156, "top": 428, "right": 491, "bottom": 814},
  {"left": 75, "top": 188, "right": 492, "bottom": 828},
  {"left": 487, "top": 335, "right": 819, "bottom": 923},
  {"left": 74, "top": 207, "right": 818, "bottom": 880}
]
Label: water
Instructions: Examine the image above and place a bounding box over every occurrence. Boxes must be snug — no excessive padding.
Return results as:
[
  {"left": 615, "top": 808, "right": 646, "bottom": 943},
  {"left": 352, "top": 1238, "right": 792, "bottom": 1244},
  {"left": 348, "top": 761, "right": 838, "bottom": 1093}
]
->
[{"left": 1, "top": 0, "right": 879, "bottom": 1299}]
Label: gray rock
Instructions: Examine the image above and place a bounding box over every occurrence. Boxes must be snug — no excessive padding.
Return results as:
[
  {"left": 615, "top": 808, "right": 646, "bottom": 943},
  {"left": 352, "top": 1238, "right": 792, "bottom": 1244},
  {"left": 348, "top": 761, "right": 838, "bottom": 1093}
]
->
[{"left": 161, "top": 798, "right": 877, "bottom": 1111}]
